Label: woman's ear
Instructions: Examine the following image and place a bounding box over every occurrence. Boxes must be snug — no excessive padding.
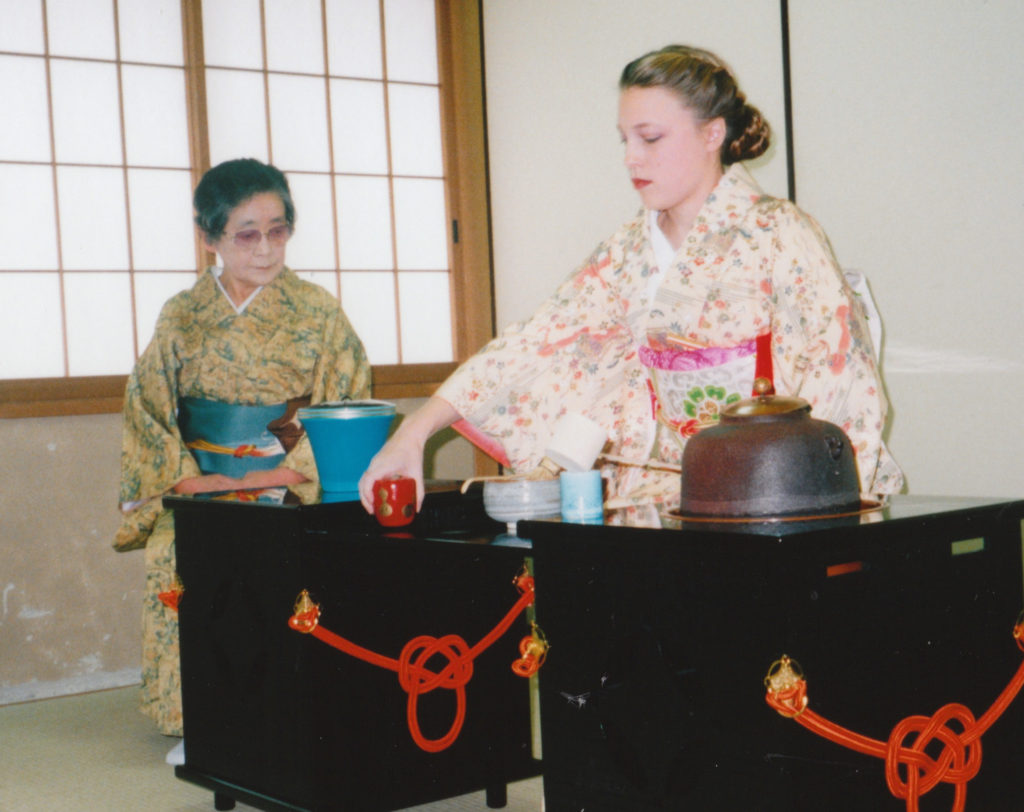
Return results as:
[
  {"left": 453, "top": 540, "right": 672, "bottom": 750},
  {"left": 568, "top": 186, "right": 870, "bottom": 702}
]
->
[
  {"left": 703, "top": 117, "right": 726, "bottom": 153},
  {"left": 200, "top": 230, "right": 218, "bottom": 254}
]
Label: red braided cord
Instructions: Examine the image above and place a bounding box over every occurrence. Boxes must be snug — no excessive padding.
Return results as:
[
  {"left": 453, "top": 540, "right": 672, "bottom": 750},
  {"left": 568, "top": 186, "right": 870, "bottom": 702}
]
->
[
  {"left": 288, "top": 573, "right": 536, "bottom": 753},
  {"left": 765, "top": 624, "right": 1024, "bottom": 812}
]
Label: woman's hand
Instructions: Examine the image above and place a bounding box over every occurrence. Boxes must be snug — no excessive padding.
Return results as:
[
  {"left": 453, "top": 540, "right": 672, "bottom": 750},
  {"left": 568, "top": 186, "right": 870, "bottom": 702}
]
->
[
  {"left": 173, "top": 467, "right": 305, "bottom": 495},
  {"left": 238, "top": 467, "right": 306, "bottom": 490},
  {"left": 358, "top": 434, "right": 427, "bottom": 514},
  {"left": 357, "top": 396, "right": 460, "bottom": 514},
  {"left": 172, "top": 474, "right": 241, "bottom": 494}
]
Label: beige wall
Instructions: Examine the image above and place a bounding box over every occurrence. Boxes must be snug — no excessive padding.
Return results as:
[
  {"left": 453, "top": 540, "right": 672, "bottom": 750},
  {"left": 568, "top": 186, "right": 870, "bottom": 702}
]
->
[
  {"left": 0, "top": 413, "right": 139, "bottom": 702},
  {"left": 787, "top": 0, "right": 1024, "bottom": 498},
  {"left": 0, "top": 404, "right": 472, "bottom": 704}
]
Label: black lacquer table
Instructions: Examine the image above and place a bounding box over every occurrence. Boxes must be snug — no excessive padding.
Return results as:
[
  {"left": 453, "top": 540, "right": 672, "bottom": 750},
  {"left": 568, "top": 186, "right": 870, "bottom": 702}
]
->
[
  {"left": 523, "top": 495, "right": 1024, "bottom": 811},
  {"left": 168, "top": 484, "right": 540, "bottom": 812}
]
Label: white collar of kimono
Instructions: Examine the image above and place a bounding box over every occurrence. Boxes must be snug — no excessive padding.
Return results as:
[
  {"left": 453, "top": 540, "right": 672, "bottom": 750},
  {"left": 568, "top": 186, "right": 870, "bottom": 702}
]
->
[
  {"left": 211, "top": 266, "right": 262, "bottom": 314},
  {"left": 647, "top": 209, "right": 675, "bottom": 272}
]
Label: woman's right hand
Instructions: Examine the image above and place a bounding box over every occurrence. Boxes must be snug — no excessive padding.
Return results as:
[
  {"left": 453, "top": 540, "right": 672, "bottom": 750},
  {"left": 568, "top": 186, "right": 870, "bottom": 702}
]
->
[
  {"left": 357, "top": 396, "right": 461, "bottom": 514},
  {"left": 358, "top": 434, "right": 427, "bottom": 514}
]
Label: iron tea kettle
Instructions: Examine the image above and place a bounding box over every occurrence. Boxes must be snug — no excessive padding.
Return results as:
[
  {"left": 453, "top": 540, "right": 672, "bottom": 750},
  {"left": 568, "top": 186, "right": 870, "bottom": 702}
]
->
[{"left": 679, "top": 378, "right": 861, "bottom": 518}]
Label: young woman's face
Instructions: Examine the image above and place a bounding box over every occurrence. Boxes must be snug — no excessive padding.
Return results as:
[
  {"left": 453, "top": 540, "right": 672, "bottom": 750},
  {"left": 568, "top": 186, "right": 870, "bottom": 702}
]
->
[
  {"left": 617, "top": 86, "right": 724, "bottom": 216},
  {"left": 206, "top": 191, "right": 291, "bottom": 305}
]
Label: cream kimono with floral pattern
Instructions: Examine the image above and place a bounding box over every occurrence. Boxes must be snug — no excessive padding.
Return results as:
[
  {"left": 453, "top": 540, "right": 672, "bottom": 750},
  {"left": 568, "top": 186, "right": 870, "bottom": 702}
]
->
[
  {"left": 114, "top": 267, "right": 370, "bottom": 735},
  {"left": 436, "top": 164, "right": 902, "bottom": 506}
]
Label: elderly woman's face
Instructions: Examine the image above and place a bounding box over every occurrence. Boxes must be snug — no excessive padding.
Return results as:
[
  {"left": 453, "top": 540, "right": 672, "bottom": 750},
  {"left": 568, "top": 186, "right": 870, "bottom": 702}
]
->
[{"left": 205, "top": 191, "right": 291, "bottom": 306}]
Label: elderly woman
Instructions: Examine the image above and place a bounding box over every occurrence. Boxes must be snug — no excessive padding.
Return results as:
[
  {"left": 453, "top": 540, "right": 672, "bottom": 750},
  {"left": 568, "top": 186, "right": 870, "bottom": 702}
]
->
[
  {"left": 360, "top": 44, "right": 902, "bottom": 512},
  {"left": 114, "top": 158, "right": 370, "bottom": 740}
]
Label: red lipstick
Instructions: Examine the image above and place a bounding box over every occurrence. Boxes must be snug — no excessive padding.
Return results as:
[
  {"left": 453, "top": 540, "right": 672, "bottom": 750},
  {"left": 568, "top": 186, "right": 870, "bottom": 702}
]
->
[{"left": 632, "top": 178, "right": 651, "bottom": 190}]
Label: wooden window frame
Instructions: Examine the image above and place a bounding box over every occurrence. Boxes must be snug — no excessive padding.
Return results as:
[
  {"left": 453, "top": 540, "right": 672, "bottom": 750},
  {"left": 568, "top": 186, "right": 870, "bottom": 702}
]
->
[{"left": 0, "top": 0, "right": 493, "bottom": 419}]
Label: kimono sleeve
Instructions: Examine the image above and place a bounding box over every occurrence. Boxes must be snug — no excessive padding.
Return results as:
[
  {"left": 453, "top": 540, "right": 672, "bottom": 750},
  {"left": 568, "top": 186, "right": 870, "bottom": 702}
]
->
[
  {"left": 766, "top": 203, "right": 903, "bottom": 494},
  {"left": 113, "top": 306, "right": 201, "bottom": 551},
  {"left": 282, "top": 302, "right": 372, "bottom": 482},
  {"left": 435, "top": 242, "right": 634, "bottom": 472}
]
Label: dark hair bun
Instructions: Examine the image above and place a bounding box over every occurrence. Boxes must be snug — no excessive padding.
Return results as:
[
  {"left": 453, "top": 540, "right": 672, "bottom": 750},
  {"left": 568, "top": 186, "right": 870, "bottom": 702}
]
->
[{"left": 726, "top": 104, "right": 771, "bottom": 164}]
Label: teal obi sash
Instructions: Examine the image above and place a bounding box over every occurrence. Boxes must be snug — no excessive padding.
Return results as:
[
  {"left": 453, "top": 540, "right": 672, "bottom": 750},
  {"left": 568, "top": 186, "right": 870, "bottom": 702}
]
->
[{"left": 178, "top": 397, "right": 287, "bottom": 478}]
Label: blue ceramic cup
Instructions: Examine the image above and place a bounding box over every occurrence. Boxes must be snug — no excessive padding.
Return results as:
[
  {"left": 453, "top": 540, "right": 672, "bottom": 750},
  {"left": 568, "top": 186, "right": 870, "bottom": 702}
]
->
[{"left": 560, "top": 469, "right": 603, "bottom": 523}]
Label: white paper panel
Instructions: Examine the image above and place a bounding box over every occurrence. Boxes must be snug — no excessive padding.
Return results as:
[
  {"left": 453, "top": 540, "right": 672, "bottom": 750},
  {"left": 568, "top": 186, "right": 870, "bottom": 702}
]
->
[
  {"left": 205, "top": 68, "right": 269, "bottom": 166},
  {"left": 340, "top": 271, "right": 398, "bottom": 364},
  {"left": 0, "top": 56, "right": 51, "bottom": 162},
  {"left": 335, "top": 176, "right": 393, "bottom": 270},
  {"left": 398, "top": 271, "right": 451, "bottom": 362},
  {"left": 268, "top": 74, "right": 330, "bottom": 172},
  {"left": 383, "top": 0, "right": 437, "bottom": 83},
  {"left": 202, "top": 0, "right": 263, "bottom": 69},
  {"left": 388, "top": 84, "right": 442, "bottom": 177},
  {"left": 64, "top": 272, "right": 135, "bottom": 375},
  {"left": 118, "top": 0, "right": 184, "bottom": 65},
  {"left": 265, "top": 0, "right": 325, "bottom": 74},
  {"left": 285, "top": 173, "right": 336, "bottom": 270},
  {"left": 0, "top": 272, "right": 64, "bottom": 377},
  {"left": 46, "top": 0, "right": 115, "bottom": 59},
  {"left": 326, "top": 0, "right": 383, "bottom": 79},
  {"left": 134, "top": 272, "right": 195, "bottom": 352},
  {"left": 50, "top": 59, "right": 122, "bottom": 165},
  {"left": 393, "top": 178, "right": 447, "bottom": 270},
  {"left": 294, "top": 270, "right": 339, "bottom": 298},
  {"left": 330, "top": 79, "right": 388, "bottom": 173},
  {"left": 0, "top": 0, "right": 44, "bottom": 53},
  {"left": 57, "top": 167, "right": 129, "bottom": 271},
  {"left": 0, "top": 164, "right": 58, "bottom": 270},
  {"left": 122, "top": 65, "right": 191, "bottom": 167},
  {"left": 128, "top": 169, "right": 196, "bottom": 271}
]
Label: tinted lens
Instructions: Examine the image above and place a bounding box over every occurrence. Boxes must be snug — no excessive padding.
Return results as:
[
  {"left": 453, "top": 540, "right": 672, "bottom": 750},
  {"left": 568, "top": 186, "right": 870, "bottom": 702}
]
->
[
  {"left": 231, "top": 225, "right": 291, "bottom": 247},
  {"left": 267, "top": 224, "right": 292, "bottom": 243},
  {"left": 232, "top": 229, "right": 262, "bottom": 247}
]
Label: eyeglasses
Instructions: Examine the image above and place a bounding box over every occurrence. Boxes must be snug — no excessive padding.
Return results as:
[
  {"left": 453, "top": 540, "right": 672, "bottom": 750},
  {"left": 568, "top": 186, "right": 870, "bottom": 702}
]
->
[{"left": 229, "top": 223, "right": 292, "bottom": 249}]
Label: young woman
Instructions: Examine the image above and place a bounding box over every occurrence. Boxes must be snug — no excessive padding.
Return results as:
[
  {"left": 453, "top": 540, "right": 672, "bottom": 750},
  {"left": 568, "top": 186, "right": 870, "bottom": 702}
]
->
[{"left": 359, "top": 44, "right": 902, "bottom": 513}]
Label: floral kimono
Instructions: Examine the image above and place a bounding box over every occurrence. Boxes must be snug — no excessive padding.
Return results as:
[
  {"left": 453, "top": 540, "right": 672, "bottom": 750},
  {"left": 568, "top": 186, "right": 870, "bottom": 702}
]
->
[
  {"left": 436, "top": 164, "right": 903, "bottom": 507},
  {"left": 114, "top": 267, "right": 370, "bottom": 735}
]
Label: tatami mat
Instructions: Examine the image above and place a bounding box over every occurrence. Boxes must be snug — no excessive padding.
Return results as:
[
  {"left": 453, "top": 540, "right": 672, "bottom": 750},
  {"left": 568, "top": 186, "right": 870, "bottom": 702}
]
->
[{"left": 0, "top": 686, "right": 542, "bottom": 811}]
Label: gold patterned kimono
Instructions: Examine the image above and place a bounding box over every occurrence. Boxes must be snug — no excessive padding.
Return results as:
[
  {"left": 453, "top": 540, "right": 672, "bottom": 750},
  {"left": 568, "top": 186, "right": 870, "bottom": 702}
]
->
[
  {"left": 114, "top": 267, "right": 370, "bottom": 735},
  {"left": 436, "top": 164, "right": 903, "bottom": 505}
]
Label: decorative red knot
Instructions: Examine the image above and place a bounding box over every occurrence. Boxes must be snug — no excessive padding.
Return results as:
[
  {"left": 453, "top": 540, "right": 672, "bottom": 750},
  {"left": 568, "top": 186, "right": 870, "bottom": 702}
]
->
[
  {"left": 765, "top": 622, "right": 1024, "bottom": 812},
  {"left": 884, "top": 704, "right": 981, "bottom": 805},
  {"left": 513, "top": 569, "right": 535, "bottom": 598},
  {"left": 511, "top": 623, "right": 549, "bottom": 678},
  {"left": 398, "top": 634, "right": 474, "bottom": 752},
  {"left": 288, "top": 590, "right": 320, "bottom": 633},
  {"left": 233, "top": 443, "right": 260, "bottom": 457},
  {"left": 157, "top": 575, "right": 184, "bottom": 612},
  {"left": 764, "top": 655, "right": 808, "bottom": 718},
  {"left": 287, "top": 565, "right": 538, "bottom": 753}
]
